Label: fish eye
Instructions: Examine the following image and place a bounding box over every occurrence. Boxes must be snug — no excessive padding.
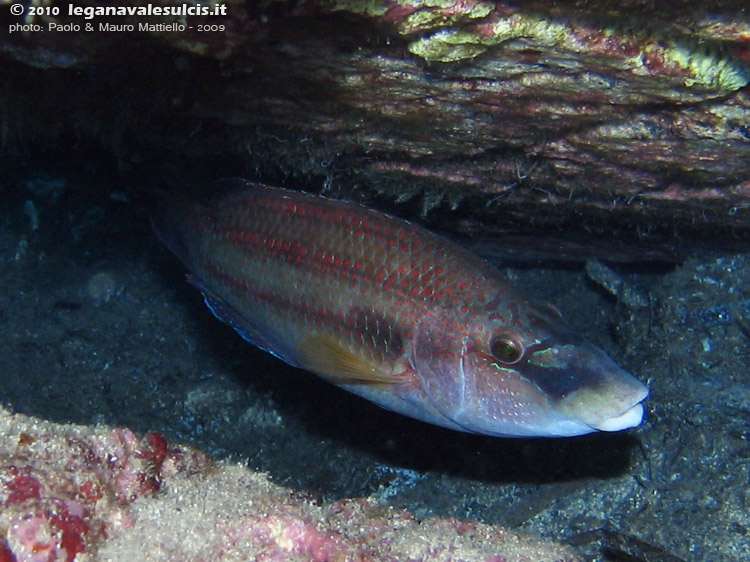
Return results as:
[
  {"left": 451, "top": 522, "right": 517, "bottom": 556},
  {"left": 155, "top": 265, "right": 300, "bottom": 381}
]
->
[{"left": 490, "top": 332, "right": 524, "bottom": 364}]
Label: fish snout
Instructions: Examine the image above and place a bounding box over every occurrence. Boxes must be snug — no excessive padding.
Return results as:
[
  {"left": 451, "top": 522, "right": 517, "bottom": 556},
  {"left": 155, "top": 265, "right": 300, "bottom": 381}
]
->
[{"left": 554, "top": 370, "right": 649, "bottom": 432}]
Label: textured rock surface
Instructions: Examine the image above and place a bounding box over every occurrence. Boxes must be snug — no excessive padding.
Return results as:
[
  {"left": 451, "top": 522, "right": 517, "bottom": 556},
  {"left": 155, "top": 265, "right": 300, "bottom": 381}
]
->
[
  {"left": 1, "top": 0, "right": 749, "bottom": 257},
  {"left": 0, "top": 405, "right": 583, "bottom": 562}
]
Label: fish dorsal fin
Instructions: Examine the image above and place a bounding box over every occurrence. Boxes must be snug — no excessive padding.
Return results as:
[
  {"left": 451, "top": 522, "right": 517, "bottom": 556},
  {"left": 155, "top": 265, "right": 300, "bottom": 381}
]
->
[{"left": 298, "top": 334, "right": 402, "bottom": 384}]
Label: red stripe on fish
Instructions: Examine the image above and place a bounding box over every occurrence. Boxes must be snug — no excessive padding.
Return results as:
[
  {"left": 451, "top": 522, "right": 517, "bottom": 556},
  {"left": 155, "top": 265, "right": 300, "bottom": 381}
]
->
[
  {"left": 199, "top": 258, "right": 408, "bottom": 364},
  {"left": 209, "top": 224, "right": 452, "bottom": 303}
]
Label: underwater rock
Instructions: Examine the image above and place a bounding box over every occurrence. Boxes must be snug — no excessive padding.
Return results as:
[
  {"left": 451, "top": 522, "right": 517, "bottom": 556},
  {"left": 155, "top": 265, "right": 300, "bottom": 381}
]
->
[
  {"left": 0, "top": 405, "right": 583, "bottom": 561},
  {"left": 1, "top": 0, "right": 749, "bottom": 255}
]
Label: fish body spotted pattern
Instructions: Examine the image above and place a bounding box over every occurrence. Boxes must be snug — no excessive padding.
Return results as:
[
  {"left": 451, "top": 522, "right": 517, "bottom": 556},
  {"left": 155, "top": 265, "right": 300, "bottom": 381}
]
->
[{"left": 153, "top": 180, "right": 648, "bottom": 437}]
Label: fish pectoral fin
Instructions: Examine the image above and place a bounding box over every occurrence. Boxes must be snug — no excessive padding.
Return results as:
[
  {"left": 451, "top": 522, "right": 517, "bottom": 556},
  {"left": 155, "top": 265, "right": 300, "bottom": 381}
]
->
[{"left": 298, "top": 334, "right": 402, "bottom": 384}]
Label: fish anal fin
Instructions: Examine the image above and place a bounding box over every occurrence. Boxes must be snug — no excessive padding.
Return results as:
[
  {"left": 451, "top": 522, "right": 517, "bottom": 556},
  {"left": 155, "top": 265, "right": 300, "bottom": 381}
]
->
[
  {"left": 186, "top": 274, "right": 283, "bottom": 361},
  {"left": 298, "top": 334, "right": 402, "bottom": 384}
]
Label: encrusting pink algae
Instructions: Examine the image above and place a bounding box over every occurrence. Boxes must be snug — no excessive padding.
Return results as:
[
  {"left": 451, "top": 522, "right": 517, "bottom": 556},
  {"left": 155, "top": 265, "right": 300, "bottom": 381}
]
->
[{"left": 0, "top": 405, "right": 582, "bottom": 562}]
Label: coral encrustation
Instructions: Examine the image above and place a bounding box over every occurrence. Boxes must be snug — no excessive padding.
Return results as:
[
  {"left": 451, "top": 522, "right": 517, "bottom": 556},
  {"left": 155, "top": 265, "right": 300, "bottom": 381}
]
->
[{"left": 0, "top": 406, "right": 582, "bottom": 561}]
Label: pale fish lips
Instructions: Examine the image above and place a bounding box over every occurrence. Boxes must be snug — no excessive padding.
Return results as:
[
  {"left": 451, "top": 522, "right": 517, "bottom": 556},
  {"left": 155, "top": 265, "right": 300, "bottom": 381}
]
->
[
  {"left": 591, "top": 402, "right": 645, "bottom": 432},
  {"left": 554, "top": 374, "right": 649, "bottom": 432}
]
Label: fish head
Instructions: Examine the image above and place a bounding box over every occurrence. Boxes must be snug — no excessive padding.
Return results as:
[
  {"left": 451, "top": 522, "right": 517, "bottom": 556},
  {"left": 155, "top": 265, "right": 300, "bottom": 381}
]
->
[{"left": 412, "top": 296, "right": 649, "bottom": 437}]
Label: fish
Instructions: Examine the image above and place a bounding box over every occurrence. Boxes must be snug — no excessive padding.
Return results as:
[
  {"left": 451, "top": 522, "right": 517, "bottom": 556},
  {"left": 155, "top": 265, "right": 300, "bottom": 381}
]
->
[{"left": 151, "top": 180, "right": 648, "bottom": 438}]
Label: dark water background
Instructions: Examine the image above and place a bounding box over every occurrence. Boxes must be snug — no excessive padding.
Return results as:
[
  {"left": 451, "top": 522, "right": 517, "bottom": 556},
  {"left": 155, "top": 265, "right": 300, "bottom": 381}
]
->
[{"left": 0, "top": 157, "right": 747, "bottom": 562}]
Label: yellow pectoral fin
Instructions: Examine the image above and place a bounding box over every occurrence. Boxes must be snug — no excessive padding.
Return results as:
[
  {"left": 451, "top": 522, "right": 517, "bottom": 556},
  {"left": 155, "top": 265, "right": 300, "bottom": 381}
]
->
[{"left": 298, "top": 334, "right": 402, "bottom": 384}]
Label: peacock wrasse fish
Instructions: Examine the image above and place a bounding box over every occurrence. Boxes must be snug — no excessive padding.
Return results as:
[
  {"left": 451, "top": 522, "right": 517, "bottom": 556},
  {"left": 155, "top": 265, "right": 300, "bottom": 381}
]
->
[{"left": 151, "top": 180, "right": 648, "bottom": 438}]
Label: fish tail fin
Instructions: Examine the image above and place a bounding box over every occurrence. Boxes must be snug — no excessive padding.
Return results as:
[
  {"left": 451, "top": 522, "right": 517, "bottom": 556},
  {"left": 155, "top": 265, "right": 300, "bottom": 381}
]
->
[
  {"left": 139, "top": 179, "right": 265, "bottom": 264},
  {"left": 149, "top": 190, "right": 189, "bottom": 263},
  {"left": 136, "top": 187, "right": 206, "bottom": 266}
]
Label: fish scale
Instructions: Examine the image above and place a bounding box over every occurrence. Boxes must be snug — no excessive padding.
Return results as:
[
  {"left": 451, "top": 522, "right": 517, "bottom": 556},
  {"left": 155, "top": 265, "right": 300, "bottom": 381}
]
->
[
  {"left": 187, "top": 192, "right": 433, "bottom": 375},
  {"left": 153, "top": 179, "right": 648, "bottom": 437},
  {"left": 193, "top": 189, "right": 495, "bottom": 364},
  {"left": 212, "top": 190, "right": 489, "bottom": 307}
]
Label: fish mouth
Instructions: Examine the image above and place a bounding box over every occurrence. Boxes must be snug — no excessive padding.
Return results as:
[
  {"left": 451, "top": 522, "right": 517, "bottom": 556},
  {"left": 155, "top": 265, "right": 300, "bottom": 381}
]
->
[
  {"left": 555, "top": 382, "right": 649, "bottom": 432},
  {"left": 585, "top": 402, "right": 645, "bottom": 431}
]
